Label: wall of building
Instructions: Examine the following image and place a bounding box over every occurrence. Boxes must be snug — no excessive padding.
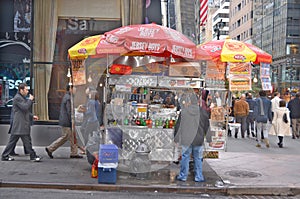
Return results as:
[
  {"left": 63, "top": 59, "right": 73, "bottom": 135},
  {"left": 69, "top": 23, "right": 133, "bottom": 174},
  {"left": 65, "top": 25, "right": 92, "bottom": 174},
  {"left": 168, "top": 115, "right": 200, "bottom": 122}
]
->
[{"left": 229, "top": 0, "right": 253, "bottom": 42}]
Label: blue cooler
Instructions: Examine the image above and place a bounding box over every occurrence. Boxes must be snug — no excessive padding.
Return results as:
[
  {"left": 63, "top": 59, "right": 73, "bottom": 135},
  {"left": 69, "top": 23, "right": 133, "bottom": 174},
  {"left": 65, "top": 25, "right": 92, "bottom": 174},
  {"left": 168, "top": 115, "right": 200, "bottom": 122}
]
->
[
  {"left": 98, "top": 162, "right": 118, "bottom": 184},
  {"left": 99, "top": 144, "right": 118, "bottom": 163}
]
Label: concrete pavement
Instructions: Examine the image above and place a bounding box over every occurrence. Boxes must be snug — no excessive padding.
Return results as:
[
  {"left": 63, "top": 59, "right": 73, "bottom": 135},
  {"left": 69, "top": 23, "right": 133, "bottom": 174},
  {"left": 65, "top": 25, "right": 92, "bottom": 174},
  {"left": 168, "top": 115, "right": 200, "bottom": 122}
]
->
[{"left": 1, "top": 134, "right": 300, "bottom": 196}]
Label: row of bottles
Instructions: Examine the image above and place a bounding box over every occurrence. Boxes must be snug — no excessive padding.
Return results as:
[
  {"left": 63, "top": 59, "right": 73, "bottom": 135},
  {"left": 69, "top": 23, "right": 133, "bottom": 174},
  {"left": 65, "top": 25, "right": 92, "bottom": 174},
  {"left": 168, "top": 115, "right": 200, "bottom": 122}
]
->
[{"left": 122, "top": 116, "right": 176, "bottom": 129}]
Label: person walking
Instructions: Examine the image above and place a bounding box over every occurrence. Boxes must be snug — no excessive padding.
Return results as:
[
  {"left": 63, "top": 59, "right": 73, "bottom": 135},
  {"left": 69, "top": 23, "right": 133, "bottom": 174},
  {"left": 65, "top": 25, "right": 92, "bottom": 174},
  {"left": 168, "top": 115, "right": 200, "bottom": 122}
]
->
[
  {"left": 269, "top": 100, "right": 291, "bottom": 148},
  {"left": 233, "top": 94, "right": 249, "bottom": 138},
  {"left": 287, "top": 93, "right": 300, "bottom": 139},
  {"left": 174, "top": 92, "right": 212, "bottom": 182},
  {"left": 1, "top": 83, "right": 42, "bottom": 162},
  {"left": 45, "top": 85, "right": 83, "bottom": 159},
  {"left": 254, "top": 90, "right": 272, "bottom": 148},
  {"left": 271, "top": 92, "right": 281, "bottom": 117},
  {"left": 246, "top": 93, "right": 257, "bottom": 138}
]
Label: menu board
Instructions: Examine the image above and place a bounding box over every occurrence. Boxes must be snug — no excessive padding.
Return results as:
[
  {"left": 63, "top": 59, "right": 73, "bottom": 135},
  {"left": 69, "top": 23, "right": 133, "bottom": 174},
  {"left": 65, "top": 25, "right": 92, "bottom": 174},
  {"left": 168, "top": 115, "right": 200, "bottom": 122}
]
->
[
  {"left": 228, "top": 62, "right": 252, "bottom": 91},
  {"left": 71, "top": 60, "right": 86, "bottom": 85}
]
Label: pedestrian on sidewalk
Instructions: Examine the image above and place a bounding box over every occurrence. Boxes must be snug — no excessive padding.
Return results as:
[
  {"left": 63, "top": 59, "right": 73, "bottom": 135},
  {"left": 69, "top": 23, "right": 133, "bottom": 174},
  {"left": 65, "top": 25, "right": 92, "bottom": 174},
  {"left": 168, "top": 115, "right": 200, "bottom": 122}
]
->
[
  {"left": 174, "top": 92, "right": 212, "bottom": 182},
  {"left": 45, "top": 84, "right": 83, "bottom": 159},
  {"left": 233, "top": 94, "right": 249, "bottom": 138},
  {"left": 269, "top": 100, "right": 291, "bottom": 148},
  {"left": 1, "top": 83, "right": 42, "bottom": 162},
  {"left": 287, "top": 93, "right": 300, "bottom": 139},
  {"left": 245, "top": 93, "right": 257, "bottom": 138},
  {"left": 7, "top": 111, "right": 29, "bottom": 156},
  {"left": 271, "top": 92, "right": 281, "bottom": 119},
  {"left": 254, "top": 90, "right": 272, "bottom": 148}
]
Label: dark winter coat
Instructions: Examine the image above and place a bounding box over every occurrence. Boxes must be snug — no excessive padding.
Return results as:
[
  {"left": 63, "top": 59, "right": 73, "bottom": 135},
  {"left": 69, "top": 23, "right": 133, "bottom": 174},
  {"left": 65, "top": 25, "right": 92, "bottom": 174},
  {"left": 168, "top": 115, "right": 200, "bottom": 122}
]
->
[
  {"left": 174, "top": 100, "right": 211, "bottom": 146},
  {"left": 11, "top": 92, "right": 34, "bottom": 135},
  {"left": 254, "top": 96, "right": 272, "bottom": 123},
  {"left": 59, "top": 91, "right": 72, "bottom": 127},
  {"left": 287, "top": 98, "right": 300, "bottom": 119}
]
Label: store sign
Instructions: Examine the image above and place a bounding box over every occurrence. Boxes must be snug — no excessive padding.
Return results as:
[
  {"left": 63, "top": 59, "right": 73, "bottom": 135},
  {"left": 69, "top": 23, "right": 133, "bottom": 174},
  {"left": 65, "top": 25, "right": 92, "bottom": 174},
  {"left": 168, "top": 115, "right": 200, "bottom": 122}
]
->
[{"left": 67, "top": 18, "right": 88, "bottom": 31}]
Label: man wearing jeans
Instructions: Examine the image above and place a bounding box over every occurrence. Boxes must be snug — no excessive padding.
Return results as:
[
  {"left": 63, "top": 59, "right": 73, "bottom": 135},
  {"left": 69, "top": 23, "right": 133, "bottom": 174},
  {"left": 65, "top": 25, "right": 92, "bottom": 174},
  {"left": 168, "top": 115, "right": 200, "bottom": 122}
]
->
[
  {"left": 254, "top": 90, "right": 272, "bottom": 148},
  {"left": 174, "top": 93, "right": 212, "bottom": 182}
]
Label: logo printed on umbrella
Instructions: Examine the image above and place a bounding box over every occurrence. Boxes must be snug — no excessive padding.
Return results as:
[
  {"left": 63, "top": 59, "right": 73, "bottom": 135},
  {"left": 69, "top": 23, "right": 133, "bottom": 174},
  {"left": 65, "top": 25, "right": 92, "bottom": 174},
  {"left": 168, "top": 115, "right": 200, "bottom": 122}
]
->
[
  {"left": 80, "top": 38, "right": 98, "bottom": 46},
  {"left": 131, "top": 41, "right": 148, "bottom": 50},
  {"left": 234, "top": 54, "right": 246, "bottom": 61},
  {"left": 138, "top": 27, "right": 159, "bottom": 37},
  {"left": 77, "top": 48, "right": 87, "bottom": 54},
  {"left": 106, "top": 35, "right": 119, "bottom": 43},
  {"left": 172, "top": 45, "right": 193, "bottom": 58},
  {"left": 115, "top": 27, "right": 133, "bottom": 35}
]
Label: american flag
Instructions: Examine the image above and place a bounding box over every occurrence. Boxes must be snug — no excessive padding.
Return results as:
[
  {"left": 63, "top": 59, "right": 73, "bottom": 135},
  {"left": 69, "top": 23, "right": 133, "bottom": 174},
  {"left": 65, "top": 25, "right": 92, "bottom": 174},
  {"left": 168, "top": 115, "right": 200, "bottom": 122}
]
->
[{"left": 200, "top": 0, "right": 208, "bottom": 26}]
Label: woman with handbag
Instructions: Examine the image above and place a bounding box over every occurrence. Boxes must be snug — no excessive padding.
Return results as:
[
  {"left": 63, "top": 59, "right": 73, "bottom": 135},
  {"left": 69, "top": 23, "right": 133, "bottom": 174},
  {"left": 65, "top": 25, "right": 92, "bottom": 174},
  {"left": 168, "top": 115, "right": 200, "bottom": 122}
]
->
[{"left": 269, "top": 100, "right": 292, "bottom": 148}]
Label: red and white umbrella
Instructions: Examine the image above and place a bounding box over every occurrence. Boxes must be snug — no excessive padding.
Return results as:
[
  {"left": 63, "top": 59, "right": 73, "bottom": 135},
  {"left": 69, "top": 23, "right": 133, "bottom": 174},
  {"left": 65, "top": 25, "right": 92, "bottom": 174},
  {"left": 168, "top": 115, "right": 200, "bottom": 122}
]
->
[
  {"left": 197, "top": 38, "right": 272, "bottom": 64},
  {"left": 104, "top": 23, "right": 197, "bottom": 59}
]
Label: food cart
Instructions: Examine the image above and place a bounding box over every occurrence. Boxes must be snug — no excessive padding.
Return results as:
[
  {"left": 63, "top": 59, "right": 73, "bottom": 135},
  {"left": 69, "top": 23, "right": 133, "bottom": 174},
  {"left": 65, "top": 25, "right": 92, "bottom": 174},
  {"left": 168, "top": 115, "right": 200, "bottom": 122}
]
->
[{"left": 103, "top": 61, "right": 205, "bottom": 163}]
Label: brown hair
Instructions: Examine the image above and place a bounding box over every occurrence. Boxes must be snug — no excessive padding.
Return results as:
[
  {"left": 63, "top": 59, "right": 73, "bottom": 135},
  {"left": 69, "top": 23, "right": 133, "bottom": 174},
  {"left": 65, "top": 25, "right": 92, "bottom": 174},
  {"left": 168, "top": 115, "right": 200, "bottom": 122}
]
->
[{"left": 279, "top": 100, "right": 286, "bottom": 107}]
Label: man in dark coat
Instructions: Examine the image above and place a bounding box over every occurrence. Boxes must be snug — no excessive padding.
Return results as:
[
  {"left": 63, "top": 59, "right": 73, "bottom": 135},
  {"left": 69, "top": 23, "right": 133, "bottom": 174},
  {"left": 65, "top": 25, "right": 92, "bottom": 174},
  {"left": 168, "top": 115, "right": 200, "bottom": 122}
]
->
[
  {"left": 287, "top": 93, "right": 300, "bottom": 139},
  {"left": 1, "top": 83, "right": 41, "bottom": 162},
  {"left": 246, "top": 93, "right": 257, "bottom": 138},
  {"left": 45, "top": 85, "right": 83, "bottom": 159},
  {"left": 174, "top": 92, "right": 212, "bottom": 182}
]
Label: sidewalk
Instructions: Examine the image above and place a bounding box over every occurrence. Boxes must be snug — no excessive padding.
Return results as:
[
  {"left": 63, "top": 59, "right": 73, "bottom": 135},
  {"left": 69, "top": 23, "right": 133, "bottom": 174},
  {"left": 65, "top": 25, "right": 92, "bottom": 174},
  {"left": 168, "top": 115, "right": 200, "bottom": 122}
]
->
[{"left": 1, "top": 135, "right": 300, "bottom": 196}]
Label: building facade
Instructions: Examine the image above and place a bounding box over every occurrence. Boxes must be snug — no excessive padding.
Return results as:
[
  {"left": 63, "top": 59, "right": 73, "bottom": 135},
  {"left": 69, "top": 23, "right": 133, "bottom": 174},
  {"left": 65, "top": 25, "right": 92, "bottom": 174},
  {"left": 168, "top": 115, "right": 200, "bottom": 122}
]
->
[
  {"left": 0, "top": 0, "right": 146, "bottom": 121},
  {"left": 229, "top": 0, "right": 253, "bottom": 43},
  {"left": 252, "top": 0, "right": 300, "bottom": 93}
]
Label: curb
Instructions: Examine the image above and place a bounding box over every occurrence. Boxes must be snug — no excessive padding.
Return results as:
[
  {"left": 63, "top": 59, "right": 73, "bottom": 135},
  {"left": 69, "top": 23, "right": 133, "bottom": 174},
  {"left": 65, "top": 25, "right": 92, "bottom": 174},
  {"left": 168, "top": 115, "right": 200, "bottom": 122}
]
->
[{"left": 1, "top": 181, "right": 300, "bottom": 196}]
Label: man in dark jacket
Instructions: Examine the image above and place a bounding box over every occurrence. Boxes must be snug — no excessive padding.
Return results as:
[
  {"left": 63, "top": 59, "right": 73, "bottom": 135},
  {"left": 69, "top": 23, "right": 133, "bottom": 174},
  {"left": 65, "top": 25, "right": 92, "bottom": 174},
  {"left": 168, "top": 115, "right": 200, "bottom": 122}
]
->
[
  {"left": 254, "top": 90, "right": 272, "bottom": 148},
  {"left": 1, "top": 83, "right": 41, "bottom": 162},
  {"left": 45, "top": 85, "right": 83, "bottom": 159},
  {"left": 174, "top": 92, "right": 212, "bottom": 182},
  {"left": 246, "top": 93, "right": 257, "bottom": 138},
  {"left": 287, "top": 93, "right": 300, "bottom": 139}
]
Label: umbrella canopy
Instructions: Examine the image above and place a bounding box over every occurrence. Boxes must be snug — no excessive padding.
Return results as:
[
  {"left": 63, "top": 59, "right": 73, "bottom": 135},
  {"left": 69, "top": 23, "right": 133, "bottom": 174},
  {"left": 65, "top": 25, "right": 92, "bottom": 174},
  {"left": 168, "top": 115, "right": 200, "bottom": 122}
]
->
[
  {"left": 68, "top": 35, "right": 128, "bottom": 60},
  {"left": 197, "top": 38, "right": 272, "bottom": 64},
  {"left": 104, "top": 23, "right": 197, "bottom": 59}
]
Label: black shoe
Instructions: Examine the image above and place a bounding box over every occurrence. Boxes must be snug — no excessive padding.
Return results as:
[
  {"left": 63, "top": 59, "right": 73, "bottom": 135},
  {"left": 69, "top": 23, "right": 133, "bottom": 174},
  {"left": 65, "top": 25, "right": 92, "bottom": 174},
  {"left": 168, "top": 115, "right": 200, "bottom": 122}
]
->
[
  {"left": 45, "top": 147, "right": 53, "bottom": 159},
  {"left": 70, "top": 155, "right": 83, "bottom": 159},
  {"left": 292, "top": 136, "right": 295, "bottom": 139},
  {"left": 9, "top": 152, "right": 19, "bottom": 156},
  {"left": 2, "top": 156, "right": 15, "bottom": 161},
  {"left": 278, "top": 143, "right": 283, "bottom": 148},
  {"left": 30, "top": 156, "right": 42, "bottom": 162},
  {"left": 234, "top": 134, "right": 238, "bottom": 139}
]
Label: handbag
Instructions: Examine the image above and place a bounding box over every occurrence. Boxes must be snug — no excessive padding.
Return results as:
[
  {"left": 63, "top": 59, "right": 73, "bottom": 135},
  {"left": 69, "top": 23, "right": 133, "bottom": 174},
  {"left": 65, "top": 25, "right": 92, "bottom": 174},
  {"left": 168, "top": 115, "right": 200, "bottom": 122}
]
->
[{"left": 283, "top": 113, "right": 288, "bottom": 123}]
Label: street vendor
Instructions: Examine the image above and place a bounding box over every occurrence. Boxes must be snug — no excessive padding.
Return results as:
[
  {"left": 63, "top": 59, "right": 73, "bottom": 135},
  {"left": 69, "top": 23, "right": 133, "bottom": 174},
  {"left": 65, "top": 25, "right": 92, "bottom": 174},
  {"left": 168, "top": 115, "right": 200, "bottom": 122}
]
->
[{"left": 163, "top": 95, "right": 175, "bottom": 108}]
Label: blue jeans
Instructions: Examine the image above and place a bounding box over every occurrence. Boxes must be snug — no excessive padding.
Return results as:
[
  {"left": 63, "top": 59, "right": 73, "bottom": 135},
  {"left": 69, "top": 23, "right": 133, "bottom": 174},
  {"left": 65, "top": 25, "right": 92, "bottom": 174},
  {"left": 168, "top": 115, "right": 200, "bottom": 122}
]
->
[{"left": 177, "top": 145, "right": 204, "bottom": 182}]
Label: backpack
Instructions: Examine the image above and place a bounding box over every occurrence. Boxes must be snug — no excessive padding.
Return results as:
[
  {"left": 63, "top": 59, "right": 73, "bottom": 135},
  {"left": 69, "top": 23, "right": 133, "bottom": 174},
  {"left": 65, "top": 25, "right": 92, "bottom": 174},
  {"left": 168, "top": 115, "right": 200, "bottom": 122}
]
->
[{"left": 283, "top": 113, "right": 288, "bottom": 123}]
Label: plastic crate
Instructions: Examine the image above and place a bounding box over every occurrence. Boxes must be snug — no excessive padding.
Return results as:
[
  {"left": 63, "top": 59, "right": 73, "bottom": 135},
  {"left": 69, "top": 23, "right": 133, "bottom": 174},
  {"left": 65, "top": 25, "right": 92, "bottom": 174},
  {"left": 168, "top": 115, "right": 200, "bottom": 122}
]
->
[
  {"left": 98, "top": 162, "right": 118, "bottom": 184},
  {"left": 99, "top": 144, "right": 118, "bottom": 163}
]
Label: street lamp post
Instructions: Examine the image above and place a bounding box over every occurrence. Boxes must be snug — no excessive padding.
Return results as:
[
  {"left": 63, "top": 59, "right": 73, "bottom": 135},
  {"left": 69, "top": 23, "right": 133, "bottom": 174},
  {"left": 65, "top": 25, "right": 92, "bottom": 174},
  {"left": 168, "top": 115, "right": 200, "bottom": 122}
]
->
[{"left": 214, "top": 19, "right": 225, "bottom": 40}]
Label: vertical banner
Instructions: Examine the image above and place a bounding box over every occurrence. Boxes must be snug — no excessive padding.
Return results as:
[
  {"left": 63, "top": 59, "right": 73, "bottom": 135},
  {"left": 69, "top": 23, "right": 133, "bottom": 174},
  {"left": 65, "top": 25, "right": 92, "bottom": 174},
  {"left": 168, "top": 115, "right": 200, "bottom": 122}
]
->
[
  {"left": 228, "top": 62, "right": 252, "bottom": 91},
  {"left": 71, "top": 60, "right": 86, "bottom": 86},
  {"left": 260, "top": 62, "right": 272, "bottom": 91}
]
